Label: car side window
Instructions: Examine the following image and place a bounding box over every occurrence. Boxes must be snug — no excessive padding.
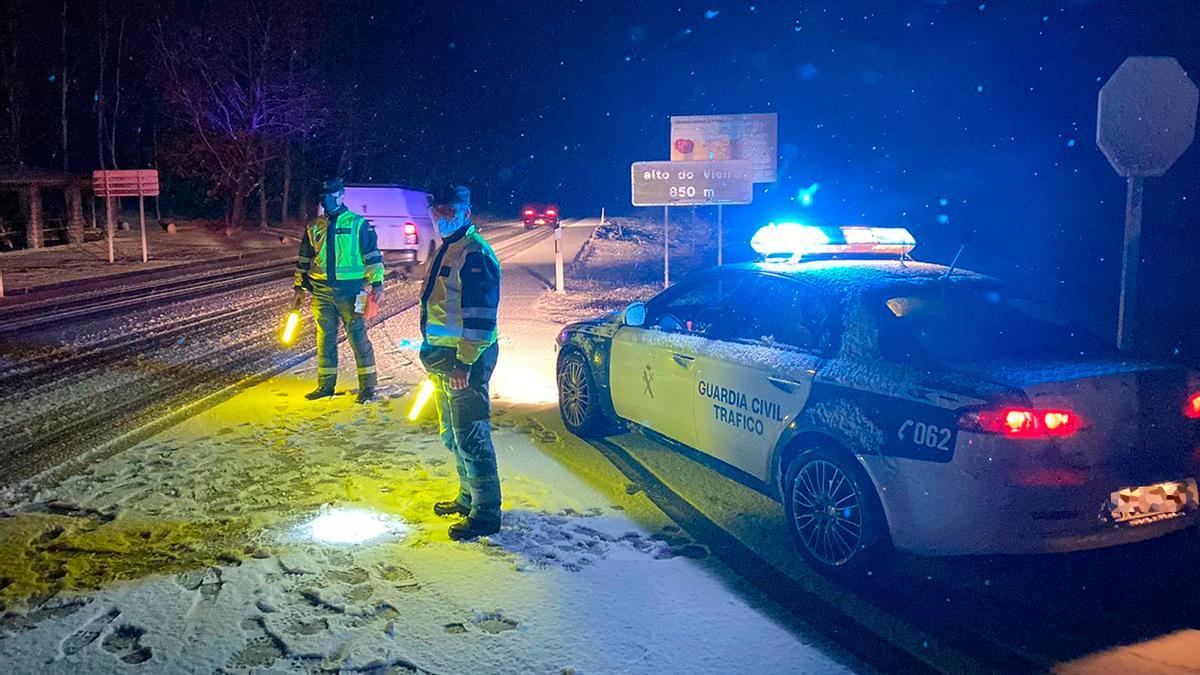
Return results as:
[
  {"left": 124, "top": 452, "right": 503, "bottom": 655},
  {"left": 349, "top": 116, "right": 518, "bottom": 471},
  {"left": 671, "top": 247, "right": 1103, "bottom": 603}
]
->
[
  {"left": 712, "top": 276, "right": 833, "bottom": 353},
  {"left": 644, "top": 273, "right": 750, "bottom": 335}
]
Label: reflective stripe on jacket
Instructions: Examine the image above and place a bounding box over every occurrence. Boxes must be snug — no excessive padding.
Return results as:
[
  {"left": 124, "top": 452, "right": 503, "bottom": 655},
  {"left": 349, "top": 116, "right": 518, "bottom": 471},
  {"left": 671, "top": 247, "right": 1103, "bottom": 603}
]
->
[
  {"left": 420, "top": 224, "right": 500, "bottom": 366},
  {"left": 294, "top": 209, "right": 385, "bottom": 289}
]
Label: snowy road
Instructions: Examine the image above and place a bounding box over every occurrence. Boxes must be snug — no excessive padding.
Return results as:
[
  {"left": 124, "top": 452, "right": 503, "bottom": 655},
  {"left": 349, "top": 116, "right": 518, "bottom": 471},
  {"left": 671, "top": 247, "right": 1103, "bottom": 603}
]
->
[
  {"left": 0, "top": 222, "right": 543, "bottom": 483},
  {"left": 0, "top": 218, "right": 863, "bottom": 674}
]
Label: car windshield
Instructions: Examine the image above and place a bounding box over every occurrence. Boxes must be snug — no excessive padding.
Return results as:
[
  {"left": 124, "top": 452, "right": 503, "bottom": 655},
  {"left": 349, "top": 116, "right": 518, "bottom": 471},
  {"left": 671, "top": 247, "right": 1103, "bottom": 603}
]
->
[{"left": 880, "top": 282, "right": 1113, "bottom": 363}]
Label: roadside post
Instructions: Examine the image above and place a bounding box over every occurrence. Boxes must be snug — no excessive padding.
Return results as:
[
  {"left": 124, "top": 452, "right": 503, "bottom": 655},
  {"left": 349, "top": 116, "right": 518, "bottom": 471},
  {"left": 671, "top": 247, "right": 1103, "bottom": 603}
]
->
[
  {"left": 0, "top": 263, "right": 5, "bottom": 298},
  {"left": 554, "top": 220, "right": 565, "bottom": 294},
  {"left": 1096, "top": 56, "right": 1197, "bottom": 351},
  {"left": 93, "top": 169, "right": 160, "bottom": 264},
  {"left": 631, "top": 159, "right": 753, "bottom": 287}
]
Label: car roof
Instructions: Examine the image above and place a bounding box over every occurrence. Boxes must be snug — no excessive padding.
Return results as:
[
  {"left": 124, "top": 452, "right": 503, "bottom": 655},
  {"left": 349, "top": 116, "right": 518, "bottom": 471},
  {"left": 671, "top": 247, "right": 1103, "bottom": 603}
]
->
[{"left": 719, "top": 259, "right": 993, "bottom": 296}]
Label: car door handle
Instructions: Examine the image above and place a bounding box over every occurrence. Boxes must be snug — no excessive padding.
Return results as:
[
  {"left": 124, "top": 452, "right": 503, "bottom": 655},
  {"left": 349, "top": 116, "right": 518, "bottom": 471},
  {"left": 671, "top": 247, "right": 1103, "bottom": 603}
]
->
[
  {"left": 768, "top": 376, "right": 805, "bottom": 393},
  {"left": 672, "top": 353, "right": 696, "bottom": 367}
]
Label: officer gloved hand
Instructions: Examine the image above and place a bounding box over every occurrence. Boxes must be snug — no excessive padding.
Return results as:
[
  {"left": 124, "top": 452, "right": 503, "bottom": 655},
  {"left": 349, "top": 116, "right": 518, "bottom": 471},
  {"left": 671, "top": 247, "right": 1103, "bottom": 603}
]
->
[
  {"left": 450, "top": 365, "right": 470, "bottom": 390},
  {"left": 291, "top": 288, "right": 306, "bottom": 310},
  {"left": 371, "top": 284, "right": 384, "bottom": 304}
]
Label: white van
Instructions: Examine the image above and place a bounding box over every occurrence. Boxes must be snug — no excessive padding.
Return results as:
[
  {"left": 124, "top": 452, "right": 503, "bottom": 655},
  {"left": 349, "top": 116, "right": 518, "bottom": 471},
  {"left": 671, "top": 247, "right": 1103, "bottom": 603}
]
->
[{"left": 342, "top": 184, "right": 438, "bottom": 274}]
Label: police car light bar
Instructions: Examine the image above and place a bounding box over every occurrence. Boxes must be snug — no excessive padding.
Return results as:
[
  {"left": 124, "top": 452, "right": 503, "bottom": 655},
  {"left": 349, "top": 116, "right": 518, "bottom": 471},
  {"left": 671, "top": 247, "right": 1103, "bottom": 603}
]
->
[{"left": 751, "top": 223, "right": 916, "bottom": 260}]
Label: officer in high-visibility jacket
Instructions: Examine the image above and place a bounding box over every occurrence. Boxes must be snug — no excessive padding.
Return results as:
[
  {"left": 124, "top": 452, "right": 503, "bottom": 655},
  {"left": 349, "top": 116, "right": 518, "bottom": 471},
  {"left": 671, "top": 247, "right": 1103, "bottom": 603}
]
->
[
  {"left": 293, "top": 178, "right": 385, "bottom": 404},
  {"left": 420, "top": 185, "right": 503, "bottom": 540}
]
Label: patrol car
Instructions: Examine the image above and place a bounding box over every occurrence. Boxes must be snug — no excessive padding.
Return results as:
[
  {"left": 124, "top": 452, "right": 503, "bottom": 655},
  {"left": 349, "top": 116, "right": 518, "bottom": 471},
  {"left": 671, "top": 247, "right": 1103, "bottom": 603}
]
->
[{"left": 555, "top": 224, "right": 1200, "bottom": 575}]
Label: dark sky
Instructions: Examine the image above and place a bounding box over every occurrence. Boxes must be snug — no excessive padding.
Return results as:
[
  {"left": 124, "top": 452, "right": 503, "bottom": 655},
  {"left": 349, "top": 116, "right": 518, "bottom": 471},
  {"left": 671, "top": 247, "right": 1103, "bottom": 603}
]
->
[{"left": 341, "top": 0, "right": 1199, "bottom": 351}]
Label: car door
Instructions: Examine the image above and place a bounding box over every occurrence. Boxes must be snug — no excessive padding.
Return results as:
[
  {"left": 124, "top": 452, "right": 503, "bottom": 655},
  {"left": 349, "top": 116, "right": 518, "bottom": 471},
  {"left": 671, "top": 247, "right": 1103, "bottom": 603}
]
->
[
  {"left": 610, "top": 271, "right": 754, "bottom": 448},
  {"left": 691, "top": 275, "right": 835, "bottom": 481}
]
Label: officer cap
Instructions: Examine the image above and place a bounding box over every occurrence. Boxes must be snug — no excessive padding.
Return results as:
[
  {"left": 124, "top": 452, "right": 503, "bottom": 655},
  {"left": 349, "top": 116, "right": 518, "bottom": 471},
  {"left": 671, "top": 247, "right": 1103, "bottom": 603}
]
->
[{"left": 319, "top": 177, "right": 345, "bottom": 195}]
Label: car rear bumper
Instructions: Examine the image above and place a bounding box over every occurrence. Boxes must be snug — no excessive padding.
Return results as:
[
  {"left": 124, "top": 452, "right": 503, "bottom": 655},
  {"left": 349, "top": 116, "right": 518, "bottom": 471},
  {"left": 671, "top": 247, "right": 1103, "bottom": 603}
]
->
[{"left": 861, "top": 454, "right": 1200, "bottom": 556}]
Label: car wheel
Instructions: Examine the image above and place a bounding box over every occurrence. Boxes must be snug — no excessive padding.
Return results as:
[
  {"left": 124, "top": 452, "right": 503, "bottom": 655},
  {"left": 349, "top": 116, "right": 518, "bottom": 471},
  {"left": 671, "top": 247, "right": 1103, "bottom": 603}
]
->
[
  {"left": 556, "top": 350, "right": 610, "bottom": 437},
  {"left": 784, "top": 448, "right": 889, "bottom": 577}
]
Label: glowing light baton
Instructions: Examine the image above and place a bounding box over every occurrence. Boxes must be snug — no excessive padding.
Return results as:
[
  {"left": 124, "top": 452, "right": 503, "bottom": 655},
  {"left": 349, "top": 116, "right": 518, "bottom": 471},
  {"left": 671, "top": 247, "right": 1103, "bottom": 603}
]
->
[
  {"left": 281, "top": 310, "right": 301, "bottom": 344},
  {"left": 408, "top": 378, "right": 436, "bottom": 421}
]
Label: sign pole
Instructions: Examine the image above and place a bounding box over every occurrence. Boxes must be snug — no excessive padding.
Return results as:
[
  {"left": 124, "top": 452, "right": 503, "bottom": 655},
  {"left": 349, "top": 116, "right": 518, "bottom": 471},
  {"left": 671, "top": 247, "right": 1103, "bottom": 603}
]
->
[
  {"left": 104, "top": 172, "right": 115, "bottom": 263},
  {"left": 138, "top": 193, "right": 148, "bottom": 263},
  {"left": 554, "top": 225, "right": 565, "bottom": 295},
  {"left": 716, "top": 204, "right": 723, "bottom": 266},
  {"left": 1117, "top": 176, "right": 1144, "bottom": 351},
  {"left": 663, "top": 205, "right": 670, "bottom": 288},
  {"left": 0, "top": 263, "right": 5, "bottom": 298}
]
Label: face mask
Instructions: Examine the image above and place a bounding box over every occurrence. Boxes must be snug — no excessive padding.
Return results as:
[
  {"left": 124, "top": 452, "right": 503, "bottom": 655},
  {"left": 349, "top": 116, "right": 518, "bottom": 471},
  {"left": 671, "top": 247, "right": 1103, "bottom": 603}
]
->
[
  {"left": 320, "top": 192, "right": 343, "bottom": 216},
  {"left": 435, "top": 204, "right": 468, "bottom": 237}
]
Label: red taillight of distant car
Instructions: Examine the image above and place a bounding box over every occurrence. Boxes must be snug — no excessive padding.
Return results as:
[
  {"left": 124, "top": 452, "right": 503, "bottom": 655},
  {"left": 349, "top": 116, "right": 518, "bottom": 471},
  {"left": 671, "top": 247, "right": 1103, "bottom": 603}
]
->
[
  {"left": 961, "top": 407, "right": 1084, "bottom": 438},
  {"left": 403, "top": 222, "right": 418, "bottom": 244},
  {"left": 1185, "top": 392, "right": 1200, "bottom": 419},
  {"left": 523, "top": 209, "right": 535, "bottom": 217},
  {"left": 546, "top": 208, "right": 557, "bottom": 217}
]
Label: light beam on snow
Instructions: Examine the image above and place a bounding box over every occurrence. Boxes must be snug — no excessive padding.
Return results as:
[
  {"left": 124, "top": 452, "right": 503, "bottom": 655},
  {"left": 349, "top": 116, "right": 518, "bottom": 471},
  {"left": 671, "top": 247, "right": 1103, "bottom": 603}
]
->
[
  {"left": 305, "top": 508, "right": 408, "bottom": 544},
  {"left": 408, "top": 378, "right": 436, "bottom": 421}
]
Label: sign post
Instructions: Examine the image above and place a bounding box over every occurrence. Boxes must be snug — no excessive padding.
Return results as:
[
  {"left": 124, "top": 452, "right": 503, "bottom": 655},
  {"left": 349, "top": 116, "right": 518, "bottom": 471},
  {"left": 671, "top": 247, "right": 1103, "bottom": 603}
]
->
[
  {"left": 1096, "top": 56, "right": 1198, "bottom": 351},
  {"left": 632, "top": 159, "right": 753, "bottom": 287},
  {"left": 93, "top": 169, "right": 160, "bottom": 264},
  {"left": 554, "top": 224, "right": 565, "bottom": 294},
  {"left": 716, "top": 204, "right": 723, "bottom": 266}
]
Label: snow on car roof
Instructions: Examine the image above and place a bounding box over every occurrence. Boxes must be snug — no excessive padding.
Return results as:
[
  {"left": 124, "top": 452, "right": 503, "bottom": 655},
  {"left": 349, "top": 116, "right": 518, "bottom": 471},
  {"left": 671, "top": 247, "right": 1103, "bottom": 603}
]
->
[{"left": 727, "top": 259, "right": 992, "bottom": 296}]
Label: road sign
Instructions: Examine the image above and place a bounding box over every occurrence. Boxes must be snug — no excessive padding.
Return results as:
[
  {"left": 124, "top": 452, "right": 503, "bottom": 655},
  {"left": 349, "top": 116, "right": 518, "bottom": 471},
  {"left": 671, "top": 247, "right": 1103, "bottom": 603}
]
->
[
  {"left": 1096, "top": 56, "right": 1198, "bottom": 351},
  {"left": 1098, "top": 57, "right": 1198, "bottom": 177},
  {"left": 631, "top": 160, "right": 753, "bottom": 207},
  {"left": 93, "top": 169, "right": 160, "bottom": 264},
  {"left": 92, "top": 169, "right": 160, "bottom": 197},
  {"left": 670, "top": 113, "right": 777, "bottom": 183}
]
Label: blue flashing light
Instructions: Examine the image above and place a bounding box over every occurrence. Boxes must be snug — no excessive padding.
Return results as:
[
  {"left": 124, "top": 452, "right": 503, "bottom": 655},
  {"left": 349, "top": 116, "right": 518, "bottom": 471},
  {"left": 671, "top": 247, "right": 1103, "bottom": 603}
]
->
[{"left": 751, "top": 223, "right": 915, "bottom": 260}]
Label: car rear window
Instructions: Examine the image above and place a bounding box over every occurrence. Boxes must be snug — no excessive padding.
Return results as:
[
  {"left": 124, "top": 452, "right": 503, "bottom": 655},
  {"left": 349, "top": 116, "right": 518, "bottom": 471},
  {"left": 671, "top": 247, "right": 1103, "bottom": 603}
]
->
[{"left": 880, "top": 283, "right": 1112, "bottom": 362}]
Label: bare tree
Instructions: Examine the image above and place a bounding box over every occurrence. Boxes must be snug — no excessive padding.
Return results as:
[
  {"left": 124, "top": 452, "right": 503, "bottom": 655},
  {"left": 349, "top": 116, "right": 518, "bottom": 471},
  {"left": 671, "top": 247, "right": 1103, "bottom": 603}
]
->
[{"left": 152, "top": 1, "right": 326, "bottom": 228}]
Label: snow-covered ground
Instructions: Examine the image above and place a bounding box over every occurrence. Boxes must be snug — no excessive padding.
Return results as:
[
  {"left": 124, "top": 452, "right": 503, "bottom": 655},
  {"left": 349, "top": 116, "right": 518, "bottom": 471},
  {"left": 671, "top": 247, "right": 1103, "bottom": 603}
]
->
[
  {"left": 0, "top": 218, "right": 294, "bottom": 293},
  {"left": 0, "top": 218, "right": 859, "bottom": 674}
]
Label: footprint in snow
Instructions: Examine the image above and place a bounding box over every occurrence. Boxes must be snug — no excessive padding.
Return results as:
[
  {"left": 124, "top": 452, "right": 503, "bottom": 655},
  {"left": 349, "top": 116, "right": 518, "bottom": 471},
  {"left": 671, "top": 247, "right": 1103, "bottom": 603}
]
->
[
  {"left": 61, "top": 606, "right": 120, "bottom": 656},
  {"left": 101, "top": 624, "right": 153, "bottom": 664}
]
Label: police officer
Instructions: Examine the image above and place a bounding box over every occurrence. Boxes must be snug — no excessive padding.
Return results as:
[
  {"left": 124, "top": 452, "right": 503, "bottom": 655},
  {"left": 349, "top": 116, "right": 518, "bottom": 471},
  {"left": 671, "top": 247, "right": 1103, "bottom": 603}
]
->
[
  {"left": 420, "top": 185, "right": 503, "bottom": 540},
  {"left": 293, "top": 178, "right": 385, "bottom": 404}
]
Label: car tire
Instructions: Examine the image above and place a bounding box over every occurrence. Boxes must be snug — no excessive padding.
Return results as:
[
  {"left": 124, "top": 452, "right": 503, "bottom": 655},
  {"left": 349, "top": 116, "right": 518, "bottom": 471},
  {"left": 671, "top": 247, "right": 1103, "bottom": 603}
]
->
[
  {"left": 784, "top": 447, "right": 890, "bottom": 577},
  {"left": 556, "top": 349, "right": 611, "bottom": 438}
]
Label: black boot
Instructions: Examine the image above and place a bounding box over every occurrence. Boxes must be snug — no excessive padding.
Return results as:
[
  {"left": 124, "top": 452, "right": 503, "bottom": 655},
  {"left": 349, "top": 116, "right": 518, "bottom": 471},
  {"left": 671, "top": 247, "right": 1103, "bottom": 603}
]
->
[
  {"left": 305, "top": 386, "right": 335, "bottom": 400},
  {"left": 433, "top": 500, "right": 470, "bottom": 517},
  {"left": 355, "top": 387, "right": 376, "bottom": 404},
  {"left": 448, "top": 517, "right": 501, "bottom": 541}
]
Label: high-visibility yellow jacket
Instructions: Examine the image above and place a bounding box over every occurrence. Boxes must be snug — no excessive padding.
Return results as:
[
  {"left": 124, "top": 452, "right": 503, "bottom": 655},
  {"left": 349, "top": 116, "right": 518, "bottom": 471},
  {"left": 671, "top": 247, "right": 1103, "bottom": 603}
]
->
[
  {"left": 420, "top": 224, "right": 500, "bottom": 366},
  {"left": 294, "top": 208, "right": 385, "bottom": 289}
]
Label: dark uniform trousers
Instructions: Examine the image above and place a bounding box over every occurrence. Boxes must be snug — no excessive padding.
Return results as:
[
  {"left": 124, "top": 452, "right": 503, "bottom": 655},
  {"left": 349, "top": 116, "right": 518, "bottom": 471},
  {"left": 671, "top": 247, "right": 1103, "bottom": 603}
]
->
[
  {"left": 312, "top": 280, "right": 377, "bottom": 391},
  {"left": 425, "top": 342, "right": 501, "bottom": 521}
]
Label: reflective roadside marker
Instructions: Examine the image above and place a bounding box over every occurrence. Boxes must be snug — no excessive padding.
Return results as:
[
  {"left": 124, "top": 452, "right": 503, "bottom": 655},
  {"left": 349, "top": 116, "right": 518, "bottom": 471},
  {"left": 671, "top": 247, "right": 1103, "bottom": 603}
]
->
[
  {"left": 281, "top": 310, "right": 300, "bottom": 344},
  {"left": 408, "top": 378, "right": 436, "bottom": 421}
]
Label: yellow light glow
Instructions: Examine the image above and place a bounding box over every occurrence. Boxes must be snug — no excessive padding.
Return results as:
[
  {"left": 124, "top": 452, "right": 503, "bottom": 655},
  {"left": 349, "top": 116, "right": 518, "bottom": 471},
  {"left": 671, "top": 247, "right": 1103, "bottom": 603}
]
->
[
  {"left": 281, "top": 310, "right": 300, "bottom": 344},
  {"left": 408, "top": 378, "right": 436, "bottom": 421},
  {"left": 306, "top": 508, "right": 408, "bottom": 544}
]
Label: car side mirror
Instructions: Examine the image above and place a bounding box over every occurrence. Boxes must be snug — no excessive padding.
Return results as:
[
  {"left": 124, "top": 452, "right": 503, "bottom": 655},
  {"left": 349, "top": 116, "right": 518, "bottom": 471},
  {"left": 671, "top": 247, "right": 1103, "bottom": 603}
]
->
[{"left": 622, "top": 301, "right": 647, "bottom": 327}]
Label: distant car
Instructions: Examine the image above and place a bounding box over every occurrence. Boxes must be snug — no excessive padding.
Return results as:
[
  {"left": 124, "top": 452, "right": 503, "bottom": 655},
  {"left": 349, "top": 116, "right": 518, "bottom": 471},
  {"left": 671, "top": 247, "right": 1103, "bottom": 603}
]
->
[
  {"left": 555, "top": 224, "right": 1200, "bottom": 576},
  {"left": 342, "top": 185, "right": 438, "bottom": 275},
  {"left": 522, "top": 204, "right": 559, "bottom": 229}
]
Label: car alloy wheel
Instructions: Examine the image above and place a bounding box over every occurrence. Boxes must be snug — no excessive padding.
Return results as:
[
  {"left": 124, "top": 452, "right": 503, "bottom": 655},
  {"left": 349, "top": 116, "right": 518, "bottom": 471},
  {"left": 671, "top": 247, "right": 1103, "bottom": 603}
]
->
[
  {"left": 791, "top": 459, "right": 864, "bottom": 567},
  {"left": 558, "top": 356, "right": 591, "bottom": 429}
]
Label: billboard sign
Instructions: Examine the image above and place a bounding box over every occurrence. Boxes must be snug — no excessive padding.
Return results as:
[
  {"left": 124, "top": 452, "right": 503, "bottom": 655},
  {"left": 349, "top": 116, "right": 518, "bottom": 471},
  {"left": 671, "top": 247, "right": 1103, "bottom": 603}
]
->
[{"left": 670, "top": 113, "right": 777, "bottom": 183}]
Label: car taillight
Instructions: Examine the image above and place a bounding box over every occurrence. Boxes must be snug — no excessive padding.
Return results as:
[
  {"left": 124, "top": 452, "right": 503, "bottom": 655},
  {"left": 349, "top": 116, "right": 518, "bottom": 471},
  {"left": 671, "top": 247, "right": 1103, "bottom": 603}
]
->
[
  {"left": 546, "top": 208, "right": 557, "bottom": 217},
  {"left": 403, "top": 222, "right": 418, "bottom": 244},
  {"left": 403, "top": 223, "right": 417, "bottom": 235},
  {"left": 960, "top": 407, "right": 1083, "bottom": 438},
  {"left": 523, "top": 209, "right": 535, "bottom": 216},
  {"left": 1185, "top": 392, "right": 1200, "bottom": 419}
]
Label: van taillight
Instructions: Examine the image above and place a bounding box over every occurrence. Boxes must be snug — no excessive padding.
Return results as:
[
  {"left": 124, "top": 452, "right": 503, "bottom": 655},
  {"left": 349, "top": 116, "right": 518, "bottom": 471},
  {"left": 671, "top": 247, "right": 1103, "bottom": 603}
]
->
[
  {"left": 403, "top": 222, "right": 417, "bottom": 244},
  {"left": 1186, "top": 392, "right": 1200, "bottom": 419},
  {"left": 960, "top": 407, "right": 1083, "bottom": 438}
]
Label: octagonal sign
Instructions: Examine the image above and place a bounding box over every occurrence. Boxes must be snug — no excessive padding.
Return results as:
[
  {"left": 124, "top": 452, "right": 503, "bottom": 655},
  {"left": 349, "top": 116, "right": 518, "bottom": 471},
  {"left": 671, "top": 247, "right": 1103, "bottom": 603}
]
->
[{"left": 1097, "top": 56, "right": 1198, "bottom": 177}]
